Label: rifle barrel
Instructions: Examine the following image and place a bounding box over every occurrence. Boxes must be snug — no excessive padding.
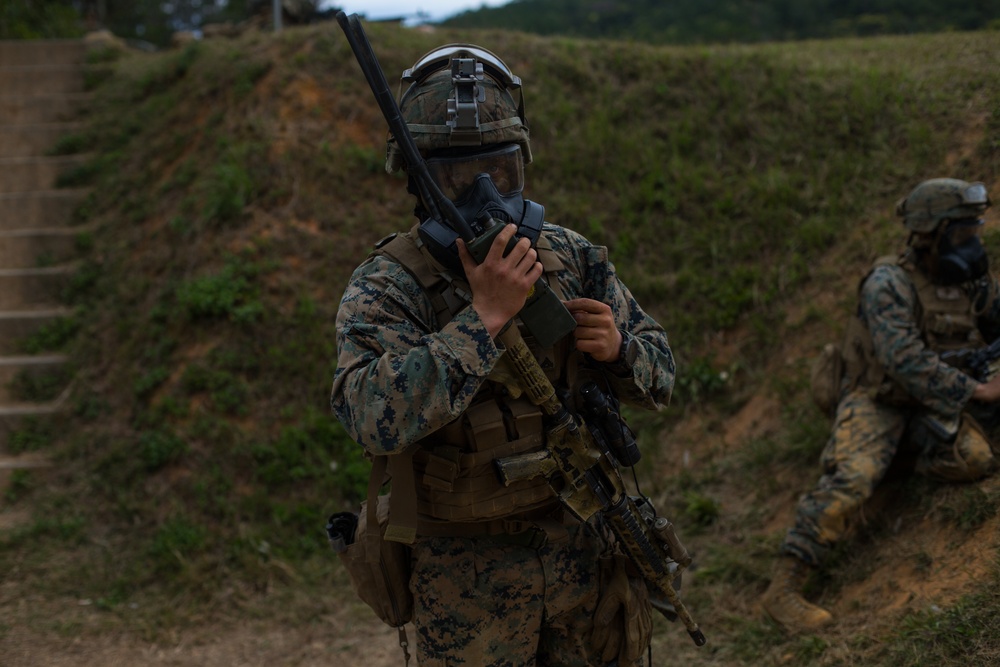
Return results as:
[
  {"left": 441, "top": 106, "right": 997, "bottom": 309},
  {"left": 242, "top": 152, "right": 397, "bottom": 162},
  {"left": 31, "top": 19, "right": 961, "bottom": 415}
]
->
[{"left": 336, "top": 12, "right": 475, "bottom": 241}]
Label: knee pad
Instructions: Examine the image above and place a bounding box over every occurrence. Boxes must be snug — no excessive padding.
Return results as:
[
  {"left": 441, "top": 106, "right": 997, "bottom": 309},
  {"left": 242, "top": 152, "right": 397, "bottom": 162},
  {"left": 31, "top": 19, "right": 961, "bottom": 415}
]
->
[{"left": 917, "top": 414, "right": 997, "bottom": 482}]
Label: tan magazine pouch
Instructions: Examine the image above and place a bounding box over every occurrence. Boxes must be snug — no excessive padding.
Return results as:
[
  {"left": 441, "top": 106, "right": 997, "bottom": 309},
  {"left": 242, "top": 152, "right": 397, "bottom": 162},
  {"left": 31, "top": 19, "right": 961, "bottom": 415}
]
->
[{"left": 810, "top": 342, "right": 844, "bottom": 416}]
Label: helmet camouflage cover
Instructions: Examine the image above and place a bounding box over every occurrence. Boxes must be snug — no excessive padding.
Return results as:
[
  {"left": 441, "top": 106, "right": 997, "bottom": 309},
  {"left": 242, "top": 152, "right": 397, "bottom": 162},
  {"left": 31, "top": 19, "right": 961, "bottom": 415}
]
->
[
  {"left": 385, "top": 44, "right": 532, "bottom": 174},
  {"left": 895, "top": 178, "right": 992, "bottom": 233}
]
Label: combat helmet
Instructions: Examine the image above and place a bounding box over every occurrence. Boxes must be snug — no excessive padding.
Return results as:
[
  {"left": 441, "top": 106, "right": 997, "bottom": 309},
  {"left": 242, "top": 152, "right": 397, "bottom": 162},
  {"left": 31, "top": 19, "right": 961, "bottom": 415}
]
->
[
  {"left": 385, "top": 44, "right": 532, "bottom": 174},
  {"left": 895, "top": 178, "right": 991, "bottom": 233}
]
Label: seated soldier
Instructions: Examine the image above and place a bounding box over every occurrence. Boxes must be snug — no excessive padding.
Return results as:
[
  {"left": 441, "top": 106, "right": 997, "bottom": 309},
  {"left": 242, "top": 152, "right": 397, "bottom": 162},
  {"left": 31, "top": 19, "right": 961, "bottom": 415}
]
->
[{"left": 762, "top": 178, "right": 1000, "bottom": 631}]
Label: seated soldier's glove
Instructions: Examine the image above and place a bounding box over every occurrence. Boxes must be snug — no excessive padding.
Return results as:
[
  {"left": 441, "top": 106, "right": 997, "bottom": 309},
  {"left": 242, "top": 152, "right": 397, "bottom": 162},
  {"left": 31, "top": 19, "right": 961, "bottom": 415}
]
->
[{"left": 592, "top": 552, "right": 652, "bottom": 666}]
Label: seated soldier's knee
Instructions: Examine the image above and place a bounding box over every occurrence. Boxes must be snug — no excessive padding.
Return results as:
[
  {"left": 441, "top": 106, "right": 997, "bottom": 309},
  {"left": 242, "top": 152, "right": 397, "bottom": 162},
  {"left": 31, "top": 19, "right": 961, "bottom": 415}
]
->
[{"left": 918, "top": 415, "right": 997, "bottom": 482}]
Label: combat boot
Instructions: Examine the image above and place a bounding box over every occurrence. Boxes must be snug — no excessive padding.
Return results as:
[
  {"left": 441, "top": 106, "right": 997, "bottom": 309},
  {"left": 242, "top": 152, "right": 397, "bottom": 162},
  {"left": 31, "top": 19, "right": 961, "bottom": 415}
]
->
[{"left": 761, "top": 556, "right": 833, "bottom": 632}]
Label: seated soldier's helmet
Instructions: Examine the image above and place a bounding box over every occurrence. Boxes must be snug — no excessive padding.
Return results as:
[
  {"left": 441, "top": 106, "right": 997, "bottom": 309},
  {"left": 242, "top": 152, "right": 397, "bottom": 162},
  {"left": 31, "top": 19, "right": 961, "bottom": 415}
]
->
[
  {"left": 385, "top": 44, "right": 532, "bottom": 174},
  {"left": 895, "top": 178, "right": 992, "bottom": 233}
]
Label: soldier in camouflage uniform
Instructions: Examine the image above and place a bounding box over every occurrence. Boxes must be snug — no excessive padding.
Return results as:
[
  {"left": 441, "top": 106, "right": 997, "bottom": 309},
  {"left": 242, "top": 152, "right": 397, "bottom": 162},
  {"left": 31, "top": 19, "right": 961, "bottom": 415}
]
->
[
  {"left": 331, "top": 44, "right": 672, "bottom": 666},
  {"left": 762, "top": 178, "right": 1000, "bottom": 632}
]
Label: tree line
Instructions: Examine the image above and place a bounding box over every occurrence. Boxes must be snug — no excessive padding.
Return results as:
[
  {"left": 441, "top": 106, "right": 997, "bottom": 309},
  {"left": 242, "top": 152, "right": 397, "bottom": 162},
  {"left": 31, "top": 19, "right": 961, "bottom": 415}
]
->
[
  {"left": 0, "top": 1, "right": 336, "bottom": 45},
  {"left": 442, "top": 0, "right": 1000, "bottom": 44}
]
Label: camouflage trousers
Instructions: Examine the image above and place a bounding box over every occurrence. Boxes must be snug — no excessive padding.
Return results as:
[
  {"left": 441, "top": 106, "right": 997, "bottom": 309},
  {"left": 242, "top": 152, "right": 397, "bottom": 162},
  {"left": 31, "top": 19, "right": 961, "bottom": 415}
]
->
[
  {"left": 782, "top": 388, "right": 999, "bottom": 567},
  {"left": 409, "top": 519, "right": 643, "bottom": 667}
]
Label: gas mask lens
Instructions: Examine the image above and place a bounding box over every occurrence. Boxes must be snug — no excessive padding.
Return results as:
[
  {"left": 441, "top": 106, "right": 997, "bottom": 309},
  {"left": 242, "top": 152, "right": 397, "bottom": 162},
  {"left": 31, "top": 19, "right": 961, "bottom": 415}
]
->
[
  {"left": 947, "top": 218, "right": 984, "bottom": 246},
  {"left": 427, "top": 144, "right": 524, "bottom": 202}
]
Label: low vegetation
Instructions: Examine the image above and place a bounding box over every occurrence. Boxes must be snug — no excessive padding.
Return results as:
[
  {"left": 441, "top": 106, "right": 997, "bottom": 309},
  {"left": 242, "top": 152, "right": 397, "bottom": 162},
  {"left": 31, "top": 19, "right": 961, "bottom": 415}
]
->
[{"left": 1, "top": 20, "right": 999, "bottom": 666}]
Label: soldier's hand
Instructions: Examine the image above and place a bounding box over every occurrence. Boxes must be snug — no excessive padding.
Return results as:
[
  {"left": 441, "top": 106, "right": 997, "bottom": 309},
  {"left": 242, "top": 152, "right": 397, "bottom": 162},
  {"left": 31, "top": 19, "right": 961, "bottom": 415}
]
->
[
  {"left": 565, "top": 298, "right": 622, "bottom": 363},
  {"left": 458, "top": 224, "right": 543, "bottom": 338},
  {"left": 972, "top": 373, "right": 1000, "bottom": 402}
]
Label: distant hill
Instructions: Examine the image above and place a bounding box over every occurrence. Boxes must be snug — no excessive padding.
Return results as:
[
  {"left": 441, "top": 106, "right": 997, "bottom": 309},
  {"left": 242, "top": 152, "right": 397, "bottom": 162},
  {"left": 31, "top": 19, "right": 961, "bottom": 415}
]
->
[{"left": 442, "top": 0, "right": 1000, "bottom": 44}]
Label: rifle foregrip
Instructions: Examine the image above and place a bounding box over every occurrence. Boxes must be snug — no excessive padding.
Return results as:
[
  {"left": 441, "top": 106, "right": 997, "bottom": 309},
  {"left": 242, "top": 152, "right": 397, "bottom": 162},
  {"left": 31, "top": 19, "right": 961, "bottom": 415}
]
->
[{"left": 498, "top": 327, "right": 561, "bottom": 413}]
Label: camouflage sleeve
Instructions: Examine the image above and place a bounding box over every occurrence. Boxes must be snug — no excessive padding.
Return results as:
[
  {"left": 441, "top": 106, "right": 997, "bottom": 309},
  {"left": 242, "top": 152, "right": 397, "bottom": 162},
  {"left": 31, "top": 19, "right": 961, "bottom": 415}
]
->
[
  {"left": 545, "top": 224, "right": 675, "bottom": 410},
  {"left": 330, "top": 255, "right": 502, "bottom": 456},
  {"left": 860, "top": 264, "right": 976, "bottom": 413}
]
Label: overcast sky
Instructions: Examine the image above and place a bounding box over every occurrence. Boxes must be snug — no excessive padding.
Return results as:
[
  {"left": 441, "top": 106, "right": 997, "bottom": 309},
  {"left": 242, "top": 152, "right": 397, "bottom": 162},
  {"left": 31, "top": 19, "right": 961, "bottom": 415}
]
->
[{"left": 332, "top": 1, "right": 511, "bottom": 23}]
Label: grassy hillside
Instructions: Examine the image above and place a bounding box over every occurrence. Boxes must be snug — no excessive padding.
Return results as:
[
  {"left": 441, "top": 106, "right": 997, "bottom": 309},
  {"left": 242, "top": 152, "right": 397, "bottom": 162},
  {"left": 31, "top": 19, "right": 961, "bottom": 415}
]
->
[{"left": 1, "top": 22, "right": 999, "bottom": 666}]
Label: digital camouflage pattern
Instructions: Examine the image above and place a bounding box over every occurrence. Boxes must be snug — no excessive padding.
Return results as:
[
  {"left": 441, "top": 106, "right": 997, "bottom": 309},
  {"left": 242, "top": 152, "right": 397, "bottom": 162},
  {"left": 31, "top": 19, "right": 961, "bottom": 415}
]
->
[
  {"left": 858, "top": 264, "right": 997, "bottom": 413},
  {"left": 410, "top": 522, "right": 629, "bottom": 667},
  {"left": 386, "top": 67, "right": 533, "bottom": 174},
  {"left": 331, "top": 222, "right": 675, "bottom": 456},
  {"left": 782, "top": 263, "right": 1000, "bottom": 566}
]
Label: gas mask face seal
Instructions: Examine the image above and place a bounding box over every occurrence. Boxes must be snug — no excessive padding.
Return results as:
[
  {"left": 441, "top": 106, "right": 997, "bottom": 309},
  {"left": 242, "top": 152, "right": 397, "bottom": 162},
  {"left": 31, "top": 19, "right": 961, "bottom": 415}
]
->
[
  {"left": 426, "top": 143, "right": 525, "bottom": 227},
  {"left": 936, "top": 218, "right": 989, "bottom": 285}
]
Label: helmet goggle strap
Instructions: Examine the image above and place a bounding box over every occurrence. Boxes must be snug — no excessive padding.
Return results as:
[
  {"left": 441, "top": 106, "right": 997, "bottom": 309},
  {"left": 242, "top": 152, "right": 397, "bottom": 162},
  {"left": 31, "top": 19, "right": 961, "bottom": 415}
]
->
[
  {"left": 426, "top": 144, "right": 524, "bottom": 201},
  {"left": 962, "top": 183, "right": 990, "bottom": 207},
  {"left": 403, "top": 44, "right": 522, "bottom": 91}
]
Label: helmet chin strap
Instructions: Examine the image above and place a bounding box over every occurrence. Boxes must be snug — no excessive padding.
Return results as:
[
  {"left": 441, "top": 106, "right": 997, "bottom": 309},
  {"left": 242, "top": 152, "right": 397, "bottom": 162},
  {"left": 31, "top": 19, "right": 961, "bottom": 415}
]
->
[
  {"left": 929, "top": 221, "right": 948, "bottom": 273},
  {"left": 407, "top": 174, "right": 430, "bottom": 223}
]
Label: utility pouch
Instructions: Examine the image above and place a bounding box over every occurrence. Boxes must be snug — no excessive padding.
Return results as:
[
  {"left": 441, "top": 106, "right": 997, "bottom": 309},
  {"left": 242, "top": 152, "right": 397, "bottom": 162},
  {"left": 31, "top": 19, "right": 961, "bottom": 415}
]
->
[
  {"left": 326, "top": 456, "right": 414, "bottom": 628},
  {"left": 810, "top": 342, "right": 844, "bottom": 417}
]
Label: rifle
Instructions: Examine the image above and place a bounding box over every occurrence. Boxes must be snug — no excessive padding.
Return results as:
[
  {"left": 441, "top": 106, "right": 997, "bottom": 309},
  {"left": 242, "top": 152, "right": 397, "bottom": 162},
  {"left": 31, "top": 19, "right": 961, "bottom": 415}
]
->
[
  {"left": 335, "top": 11, "right": 576, "bottom": 349},
  {"left": 940, "top": 336, "right": 1000, "bottom": 383},
  {"left": 493, "top": 327, "right": 707, "bottom": 647}
]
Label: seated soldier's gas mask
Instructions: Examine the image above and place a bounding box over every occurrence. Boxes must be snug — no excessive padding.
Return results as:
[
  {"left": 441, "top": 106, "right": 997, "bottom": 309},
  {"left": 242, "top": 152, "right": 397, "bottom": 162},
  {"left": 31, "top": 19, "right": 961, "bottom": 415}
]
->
[{"left": 936, "top": 217, "right": 988, "bottom": 285}]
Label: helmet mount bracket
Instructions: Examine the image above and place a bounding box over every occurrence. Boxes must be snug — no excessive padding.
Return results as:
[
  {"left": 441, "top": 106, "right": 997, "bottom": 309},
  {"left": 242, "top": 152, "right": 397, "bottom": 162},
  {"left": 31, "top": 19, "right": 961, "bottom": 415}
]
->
[{"left": 447, "top": 58, "right": 486, "bottom": 146}]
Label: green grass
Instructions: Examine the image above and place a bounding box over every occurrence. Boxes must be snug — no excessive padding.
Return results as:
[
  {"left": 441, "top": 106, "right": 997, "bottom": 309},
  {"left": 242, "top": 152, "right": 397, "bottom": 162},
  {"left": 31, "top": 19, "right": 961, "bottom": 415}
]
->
[
  {"left": 17, "top": 316, "right": 79, "bottom": 354},
  {"left": 873, "top": 565, "right": 1000, "bottom": 666}
]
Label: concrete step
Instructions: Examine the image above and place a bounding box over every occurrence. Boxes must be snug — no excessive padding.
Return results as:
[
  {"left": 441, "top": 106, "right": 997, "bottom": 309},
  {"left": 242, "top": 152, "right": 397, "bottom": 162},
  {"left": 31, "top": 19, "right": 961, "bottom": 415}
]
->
[
  {"left": 0, "top": 123, "right": 84, "bottom": 158},
  {"left": 0, "top": 228, "right": 83, "bottom": 268},
  {"left": 0, "top": 308, "right": 74, "bottom": 354},
  {"left": 0, "top": 190, "right": 89, "bottom": 228},
  {"left": 0, "top": 40, "right": 87, "bottom": 67},
  {"left": 0, "top": 354, "right": 70, "bottom": 404},
  {"left": 0, "top": 155, "right": 90, "bottom": 193},
  {"left": 0, "top": 65, "right": 85, "bottom": 95},
  {"left": 0, "top": 452, "right": 53, "bottom": 469},
  {"left": 0, "top": 268, "right": 74, "bottom": 309},
  {"left": 0, "top": 94, "right": 89, "bottom": 123}
]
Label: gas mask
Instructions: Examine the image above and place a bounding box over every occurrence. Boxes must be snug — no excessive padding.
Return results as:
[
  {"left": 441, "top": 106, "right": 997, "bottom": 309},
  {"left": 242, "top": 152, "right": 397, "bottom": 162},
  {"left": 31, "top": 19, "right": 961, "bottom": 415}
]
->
[
  {"left": 418, "top": 143, "right": 543, "bottom": 272},
  {"left": 936, "top": 218, "right": 988, "bottom": 285},
  {"left": 428, "top": 143, "right": 526, "bottom": 226}
]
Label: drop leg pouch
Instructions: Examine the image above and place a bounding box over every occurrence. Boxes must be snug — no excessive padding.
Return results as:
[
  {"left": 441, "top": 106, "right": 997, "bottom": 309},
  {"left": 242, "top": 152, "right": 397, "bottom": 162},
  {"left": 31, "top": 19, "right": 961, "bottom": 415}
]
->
[{"left": 330, "top": 456, "right": 413, "bottom": 627}]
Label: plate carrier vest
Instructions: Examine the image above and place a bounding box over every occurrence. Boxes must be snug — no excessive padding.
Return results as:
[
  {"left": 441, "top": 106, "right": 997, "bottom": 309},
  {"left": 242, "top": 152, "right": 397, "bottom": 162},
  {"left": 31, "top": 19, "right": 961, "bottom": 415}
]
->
[
  {"left": 841, "top": 251, "right": 986, "bottom": 404},
  {"left": 366, "top": 224, "right": 588, "bottom": 543}
]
